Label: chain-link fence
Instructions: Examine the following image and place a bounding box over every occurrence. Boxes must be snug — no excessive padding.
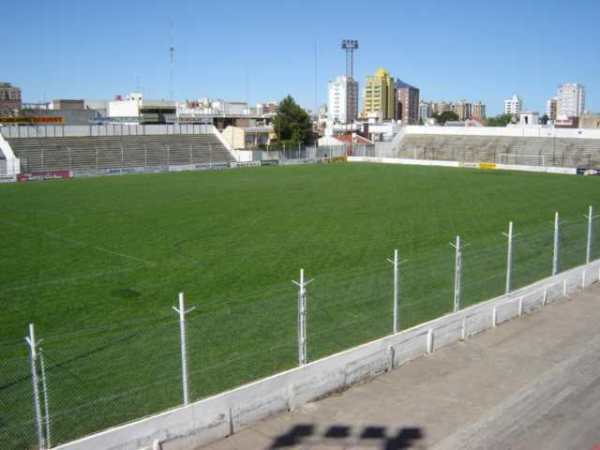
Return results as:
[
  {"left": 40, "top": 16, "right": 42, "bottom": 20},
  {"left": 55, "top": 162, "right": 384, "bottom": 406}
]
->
[{"left": 1, "top": 208, "right": 599, "bottom": 450}]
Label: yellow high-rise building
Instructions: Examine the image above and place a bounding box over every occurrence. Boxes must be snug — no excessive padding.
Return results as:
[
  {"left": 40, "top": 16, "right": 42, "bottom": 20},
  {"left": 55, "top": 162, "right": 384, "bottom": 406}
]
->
[{"left": 363, "top": 68, "right": 396, "bottom": 121}]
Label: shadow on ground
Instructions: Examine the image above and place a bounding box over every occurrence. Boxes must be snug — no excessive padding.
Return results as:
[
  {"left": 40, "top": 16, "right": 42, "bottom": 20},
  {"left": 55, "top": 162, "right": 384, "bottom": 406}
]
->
[{"left": 269, "top": 423, "right": 424, "bottom": 449}]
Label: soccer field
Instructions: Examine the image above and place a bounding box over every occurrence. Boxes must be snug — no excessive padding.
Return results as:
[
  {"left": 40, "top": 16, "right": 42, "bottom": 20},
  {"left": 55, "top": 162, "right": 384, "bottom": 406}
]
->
[{"left": 2, "top": 162, "right": 600, "bottom": 448}]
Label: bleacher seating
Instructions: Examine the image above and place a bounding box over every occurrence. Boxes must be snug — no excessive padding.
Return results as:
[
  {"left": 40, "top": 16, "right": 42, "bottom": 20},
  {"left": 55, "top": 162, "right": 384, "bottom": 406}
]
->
[
  {"left": 7, "top": 134, "right": 234, "bottom": 173},
  {"left": 395, "top": 134, "right": 600, "bottom": 167}
]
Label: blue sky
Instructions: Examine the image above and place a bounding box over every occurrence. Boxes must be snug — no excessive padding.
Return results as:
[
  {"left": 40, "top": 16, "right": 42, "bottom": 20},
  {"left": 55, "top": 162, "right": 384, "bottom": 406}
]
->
[{"left": 2, "top": 0, "right": 599, "bottom": 115}]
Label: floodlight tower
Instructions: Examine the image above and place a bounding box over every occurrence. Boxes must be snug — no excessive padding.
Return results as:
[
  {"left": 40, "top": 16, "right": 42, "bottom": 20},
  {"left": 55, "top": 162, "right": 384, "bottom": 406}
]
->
[
  {"left": 341, "top": 40, "right": 359, "bottom": 79},
  {"left": 169, "top": 46, "right": 175, "bottom": 101}
]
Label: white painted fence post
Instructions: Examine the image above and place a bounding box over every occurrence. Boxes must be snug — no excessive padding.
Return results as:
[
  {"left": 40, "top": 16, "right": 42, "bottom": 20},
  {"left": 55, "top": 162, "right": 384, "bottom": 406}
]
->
[
  {"left": 452, "top": 236, "right": 462, "bottom": 312},
  {"left": 293, "top": 269, "right": 313, "bottom": 366},
  {"left": 553, "top": 212, "right": 560, "bottom": 276},
  {"left": 427, "top": 329, "right": 434, "bottom": 354},
  {"left": 504, "top": 222, "right": 514, "bottom": 294},
  {"left": 25, "top": 324, "right": 45, "bottom": 450},
  {"left": 172, "top": 293, "right": 195, "bottom": 405},
  {"left": 518, "top": 297, "right": 523, "bottom": 317},
  {"left": 586, "top": 206, "right": 593, "bottom": 264},
  {"left": 387, "top": 250, "right": 400, "bottom": 334},
  {"left": 40, "top": 350, "right": 51, "bottom": 449}
]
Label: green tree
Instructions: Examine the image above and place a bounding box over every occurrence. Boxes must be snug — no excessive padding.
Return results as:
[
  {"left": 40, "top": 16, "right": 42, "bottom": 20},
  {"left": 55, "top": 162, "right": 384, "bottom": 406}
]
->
[
  {"left": 272, "top": 95, "right": 314, "bottom": 147},
  {"left": 485, "top": 114, "right": 514, "bottom": 127},
  {"left": 540, "top": 114, "right": 550, "bottom": 125},
  {"left": 432, "top": 111, "right": 459, "bottom": 125}
]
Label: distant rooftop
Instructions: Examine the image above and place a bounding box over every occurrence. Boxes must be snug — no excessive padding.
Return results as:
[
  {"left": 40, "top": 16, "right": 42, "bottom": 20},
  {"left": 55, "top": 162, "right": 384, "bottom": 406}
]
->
[{"left": 395, "top": 79, "right": 417, "bottom": 89}]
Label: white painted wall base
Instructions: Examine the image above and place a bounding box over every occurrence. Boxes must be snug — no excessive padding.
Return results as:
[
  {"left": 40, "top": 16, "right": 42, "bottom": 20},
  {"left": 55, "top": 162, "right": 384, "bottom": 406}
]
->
[{"left": 347, "top": 156, "right": 577, "bottom": 175}]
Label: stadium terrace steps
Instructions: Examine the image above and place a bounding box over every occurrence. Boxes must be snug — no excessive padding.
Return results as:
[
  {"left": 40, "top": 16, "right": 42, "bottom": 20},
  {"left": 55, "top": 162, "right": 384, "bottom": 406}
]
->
[
  {"left": 7, "top": 134, "right": 234, "bottom": 173},
  {"left": 396, "top": 134, "right": 600, "bottom": 167}
]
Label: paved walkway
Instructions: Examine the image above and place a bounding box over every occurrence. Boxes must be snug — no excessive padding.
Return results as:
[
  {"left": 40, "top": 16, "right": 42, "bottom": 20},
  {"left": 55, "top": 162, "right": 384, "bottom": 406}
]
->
[{"left": 198, "top": 285, "right": 600, "bottom": 450}]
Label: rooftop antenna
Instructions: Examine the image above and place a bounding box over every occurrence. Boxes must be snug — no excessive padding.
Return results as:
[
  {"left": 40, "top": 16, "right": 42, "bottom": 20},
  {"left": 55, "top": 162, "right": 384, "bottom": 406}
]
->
[{"left": 341, "top": 39, "right": 359, "bottom": 79}]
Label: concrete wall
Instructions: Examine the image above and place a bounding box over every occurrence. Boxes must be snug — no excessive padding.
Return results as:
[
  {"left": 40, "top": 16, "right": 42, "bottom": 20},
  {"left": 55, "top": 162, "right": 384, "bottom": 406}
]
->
[
  {"left": 0, "top": 132, "right": 20, "bottom": 177},
  {"left": 54, "top": 260, "right": 600, "bottom": 450},
  {"left": 404, "top": 125, "right": 600, "bottom": 140},
  {"left": 347, "top": 156, "right": 577, "bottom": 175},
  {"left": 222, "top": 126, "right": 245, "bottom": 149}
]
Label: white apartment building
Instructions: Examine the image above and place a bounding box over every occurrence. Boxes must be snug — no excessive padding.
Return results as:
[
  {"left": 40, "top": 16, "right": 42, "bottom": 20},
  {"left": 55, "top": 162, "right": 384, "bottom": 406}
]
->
[
  {"left": 504, "top": 94, "right": 522, "bottom": 115},
  {"left": 418, "top": 102, "right": 431, "bottom": 122},
  {"left": 327, "top": 76, "right": 358, "bottom": 124},
  {"left": 556, "top": 83, "right": 585, "bottom": 118}
]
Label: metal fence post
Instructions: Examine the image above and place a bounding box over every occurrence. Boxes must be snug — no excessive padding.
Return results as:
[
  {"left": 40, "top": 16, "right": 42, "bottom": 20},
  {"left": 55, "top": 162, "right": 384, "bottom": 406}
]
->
[
  {"left": 172, "top": 293, "right": 195, "bottom": 405},
  {"left": 293, "top": 269, "right": 313, "bottom": 366},
  {"left": 586, "top": 206, "right": 593, "bottom": 264},
  {"left": 452, "top": 236, "right": 462, "bottom": 312},
  {"left": 553, "top": 212, "right": 560, "bottom": 276},
  {"left": 40, "top": 350, "right": 51, "bottom": 449},
  {"left": 120, "top": 144, "right": 125, "bottom": 173},
  {"left": 504, "top": 222, "right": 514, "bottom": 294},
  {"left": 387, "top": 249, "right": 400, "bottom": 334},
  {"left": 25, "top": 324, "right": 45, "bottom": 450}
]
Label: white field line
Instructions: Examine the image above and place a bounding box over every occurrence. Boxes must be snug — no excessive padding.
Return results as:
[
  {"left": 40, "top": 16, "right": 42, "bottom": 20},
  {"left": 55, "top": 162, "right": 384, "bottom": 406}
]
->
[
  {"left": 0, "top": 267, "right": 140, "bottom": 294},
  {"left": 0, "top": 218, "right": 156, "bottom": 266}
]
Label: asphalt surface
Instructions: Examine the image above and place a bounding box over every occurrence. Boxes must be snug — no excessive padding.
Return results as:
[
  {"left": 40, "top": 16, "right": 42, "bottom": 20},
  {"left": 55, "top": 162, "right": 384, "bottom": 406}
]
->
[{"left": 197, "top": 284, "right": 600, "bottom": 450}]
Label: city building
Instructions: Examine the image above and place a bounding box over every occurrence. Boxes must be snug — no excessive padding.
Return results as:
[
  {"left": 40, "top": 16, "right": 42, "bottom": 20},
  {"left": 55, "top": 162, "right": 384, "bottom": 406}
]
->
[
  {"left": 580, "top": 114, "right": 600, "bottom": 129},
  {"left": 0, "top": 82, "right": 22, "bottom": 116},
  {"left": 546, "top": 97, "right": 558, "bottom": 121},
  {"left": 256, "top": 101, "right": 279, "bottom": 115},
  {"left": 504, "top": 95, "right": 522, "bottom": 115},
  {"left": 16, "top": 98, "right": 98, "bottom": 125},
  {"left": 363, "top": 68, "right": 396, "bottom": 121},
  {"left": 418, "top": 102, "right": 432, "bottom": 123},
  {"left": 51, "top": 99, "right": 85, "bottom": 110},
  {"left": 108, "top": 93, "right": 176, "bottom": 124},
  {"left": 431, "top": 101, "right": 451, "bottom": 115},
  {"left": 471, "top": 102, "right": 486, "bottom": 121},
  {"left": 222, "top": 125, "right": 275, "bottom": 149},
  {"left": 452, "top": 101, "right": 471, "bottom": 121},
  {"left": 556, "top": 83, "right": 585, "bottom": 118},
  {"left": 429, "top": 100, "right": 486, "bottom": 122},
  {"left": 327, "top": 75, "right": 359, "bottom": 124},
  {"left": 519, "top": 112, "right": 539, "bottom": 126},
  {"left": 395, "top": 80, "right": 419, "bottom": 125}
]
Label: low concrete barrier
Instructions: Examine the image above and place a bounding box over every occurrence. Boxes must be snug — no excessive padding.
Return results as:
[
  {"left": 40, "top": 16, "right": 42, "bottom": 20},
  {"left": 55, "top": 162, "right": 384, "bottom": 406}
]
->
[
  {"left": 347, "top": 156, "right": 578, "bottom": 175},
  {"left": 55, "top": 261, "right": 600, "bottom": 450}
]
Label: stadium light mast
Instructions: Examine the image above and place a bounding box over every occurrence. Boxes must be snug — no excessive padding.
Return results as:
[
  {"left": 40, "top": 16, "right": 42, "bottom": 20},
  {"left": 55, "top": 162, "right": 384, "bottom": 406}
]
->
[
  {"left": 169, "top": 46, "right": 175, "bottom": 101},
  {"left": 341, "top": 39, "right": 359, "bottom": 79}
]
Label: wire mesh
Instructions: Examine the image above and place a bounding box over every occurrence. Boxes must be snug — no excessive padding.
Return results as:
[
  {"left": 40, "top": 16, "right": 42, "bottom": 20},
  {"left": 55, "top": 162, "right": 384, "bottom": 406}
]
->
[
  {"left": 1, "top": 210, "right": 598, "bottom": 449},
  {"left": 0, "top": 355, "right": 36, "bottom": 450}
]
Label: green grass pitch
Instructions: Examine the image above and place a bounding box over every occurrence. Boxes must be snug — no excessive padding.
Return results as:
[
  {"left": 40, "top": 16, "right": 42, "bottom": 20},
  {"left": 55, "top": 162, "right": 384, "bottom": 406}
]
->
[{"left": 2, "top": 162, "right": 600, "bottom": 448}]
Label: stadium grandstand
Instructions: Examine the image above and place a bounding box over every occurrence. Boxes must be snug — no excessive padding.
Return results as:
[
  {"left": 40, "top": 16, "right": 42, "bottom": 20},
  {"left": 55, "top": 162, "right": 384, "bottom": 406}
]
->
[
  {"left": 371, "top": 126, "right": 600, "bottom": 168},
  {"left": 395, "top": 134, "right": 600, "bottom": 167},
  {"left": 0, "top": 124, "right": 234, "bottom": 176}
]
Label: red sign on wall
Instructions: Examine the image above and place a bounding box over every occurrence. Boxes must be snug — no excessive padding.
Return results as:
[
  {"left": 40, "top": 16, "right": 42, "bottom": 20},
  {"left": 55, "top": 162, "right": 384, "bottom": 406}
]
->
[{"left": 17, "top": 170, "right": 72, "bottom": 182}]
